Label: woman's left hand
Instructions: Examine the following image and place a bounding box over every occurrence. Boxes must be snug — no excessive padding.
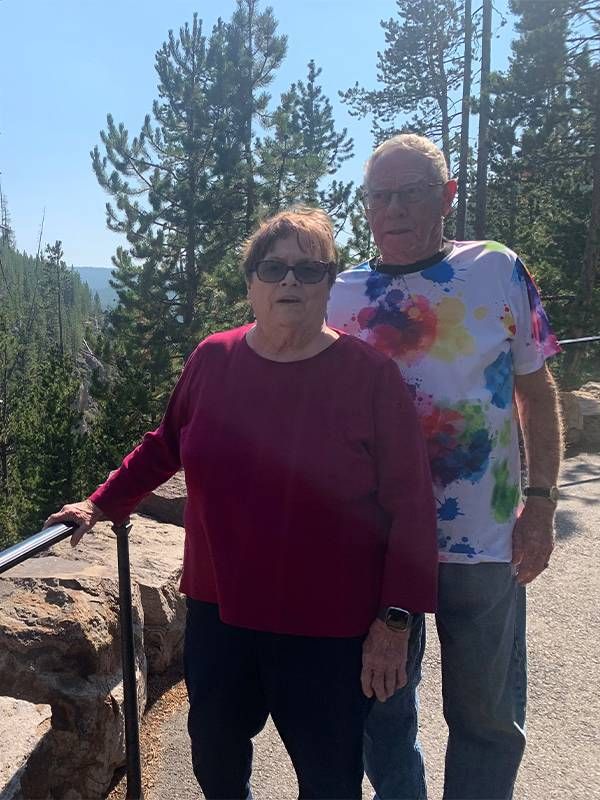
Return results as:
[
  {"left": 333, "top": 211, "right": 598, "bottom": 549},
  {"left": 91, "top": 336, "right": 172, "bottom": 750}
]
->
[{"left": 361, "top": 619, "right": 409, "bottom": 702}]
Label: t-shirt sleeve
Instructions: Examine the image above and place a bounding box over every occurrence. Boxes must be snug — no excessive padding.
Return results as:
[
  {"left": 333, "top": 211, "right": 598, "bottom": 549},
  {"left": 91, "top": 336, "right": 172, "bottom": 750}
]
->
[
  {"left": 89, "top": 346, "right": 200, "bottom": 524},
  {"left": 508, "top": 257, "right": 561, "bottom": 376},
  {"left": 373, "top": 359, "right": 438, "bottom": 613}
]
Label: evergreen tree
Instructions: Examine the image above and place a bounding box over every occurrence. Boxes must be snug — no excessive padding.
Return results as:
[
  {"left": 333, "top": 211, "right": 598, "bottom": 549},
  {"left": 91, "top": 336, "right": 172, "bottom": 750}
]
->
[
  {"left": 227, "top": 0, "right": 288, "bottom": 233},
  {"left": 486, "top": 0, "right": 599, "bottom": 384},
  {"left": 340, "top": 0, "right": 465, "bottom": 167},
  {"left": 42, "top": 241, "right": 67, "bottom": 357},
  {"left": 257, "top": 59, "right": 354, "bottom": 230},
  {"left": 92, "top": 5, "right": 286, "bottom": 364},
  {"left": 337, "top": 188, "right": 377, "bottom": 265},
  {"left": 0, "top": 241, "right": 100, "bottom": 545},
  {"left": 0, "top": 183, "right": 16, "bottom": 249}
]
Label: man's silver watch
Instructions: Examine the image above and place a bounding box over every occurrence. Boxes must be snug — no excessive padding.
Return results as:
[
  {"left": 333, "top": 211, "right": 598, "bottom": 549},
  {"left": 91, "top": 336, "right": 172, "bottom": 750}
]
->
[{"left": 523, "top": 486, "right": 559, "bottom": 503}]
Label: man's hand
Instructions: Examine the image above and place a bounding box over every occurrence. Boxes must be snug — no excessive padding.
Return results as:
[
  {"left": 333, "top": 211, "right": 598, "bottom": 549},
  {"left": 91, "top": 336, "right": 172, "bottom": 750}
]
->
[
  {"left": 361, "top": 618, "right": 409, "bottom": 702},
  {"left": 43, "top": 499, "right": 106, "bottom": 547},
  {"left": 512, "top": 498, "right": 555, "bottom": 585}
]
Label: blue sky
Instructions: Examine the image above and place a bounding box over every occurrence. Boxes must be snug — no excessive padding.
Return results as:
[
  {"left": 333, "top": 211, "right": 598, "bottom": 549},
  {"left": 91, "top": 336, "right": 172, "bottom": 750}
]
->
[{"left": 0, "top": 0, "right": 514, "bottom": 267}]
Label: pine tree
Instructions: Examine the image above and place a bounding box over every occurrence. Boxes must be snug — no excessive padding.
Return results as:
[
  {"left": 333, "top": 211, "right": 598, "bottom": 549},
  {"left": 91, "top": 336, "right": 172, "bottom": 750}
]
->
[
  {"left": 257, "top": 59, "right": 354, "bottom": 230},
  {"left": 486, "top": 0, "right": 600, "bottom": 384},
  {"left": 0, "top": 183, "right": 16, "bottom": 249},
  {"left": 92, "top": 5, "right": 286, "bottom": 362},
  {"left": 0, "top": 241, "right": 99, "bottom": 544},
  {"left": 340, "top": 0, "right": 465, "bottom": 167},
  {"left": 43, "top": 241, "right": 67, "bottom": 357},
  {"left": 227, "top": 0, "right": 287, "bottom": 233}
]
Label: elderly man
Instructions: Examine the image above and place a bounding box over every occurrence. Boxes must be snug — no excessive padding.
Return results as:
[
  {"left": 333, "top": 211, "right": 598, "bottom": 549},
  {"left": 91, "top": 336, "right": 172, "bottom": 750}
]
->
[{"left": 328, "top": 133, "right": 562, "bottom": 800}]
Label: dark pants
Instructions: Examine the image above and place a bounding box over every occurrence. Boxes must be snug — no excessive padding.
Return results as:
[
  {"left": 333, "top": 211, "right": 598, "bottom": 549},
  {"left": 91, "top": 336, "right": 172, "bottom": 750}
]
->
[{"left": 184, "top": 599, "right": 370, "bottom": 800}]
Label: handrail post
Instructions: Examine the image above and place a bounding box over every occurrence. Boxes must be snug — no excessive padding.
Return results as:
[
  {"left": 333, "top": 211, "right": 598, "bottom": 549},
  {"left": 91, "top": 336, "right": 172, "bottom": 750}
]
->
[{"left": 113, "top": 519, "right": 143, "bottom": 800}]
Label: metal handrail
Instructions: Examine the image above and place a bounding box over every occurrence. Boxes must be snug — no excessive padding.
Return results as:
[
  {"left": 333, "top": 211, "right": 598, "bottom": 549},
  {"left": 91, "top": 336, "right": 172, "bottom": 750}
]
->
[
  {"left": 0, "top": 520, "right": 143, "bottom": 799},
  {"left": 0, "top": 522, "right": 76, "bottom": 574},
  {"left": 557, "top": 335, "right": 600, "bottom": 346}
]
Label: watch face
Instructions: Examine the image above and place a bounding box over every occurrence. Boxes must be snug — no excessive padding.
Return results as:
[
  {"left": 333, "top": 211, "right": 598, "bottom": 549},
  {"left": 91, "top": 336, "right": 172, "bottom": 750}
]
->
[
  {"left": 549, "top": 486, "right": 559, "bottom": 502},
  {"left": 386, "top": 607, "right": 412, "bottom": 631}
]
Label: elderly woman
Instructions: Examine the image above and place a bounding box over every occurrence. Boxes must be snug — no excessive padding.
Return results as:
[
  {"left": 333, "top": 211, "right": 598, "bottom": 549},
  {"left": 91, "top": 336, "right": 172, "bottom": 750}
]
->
[{"left": 46, "top": 207, "right": 437, "bottom": 800}]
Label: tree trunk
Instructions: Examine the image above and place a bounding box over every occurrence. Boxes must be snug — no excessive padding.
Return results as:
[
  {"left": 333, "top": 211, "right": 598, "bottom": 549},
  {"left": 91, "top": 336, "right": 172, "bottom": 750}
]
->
[
  {"left": 475, "top": 0, "right": 492, "bottom": 238},
  {"left": 435, "top": 39, "right": 451, "bottom": 169},
  {"left": 184, "top": 24, "right": 199, "bottom": 331},
  {"left": 456, "top": 0, "right": 473, "bottom": 240},
  {"left": 56, "top": 261, "right": 64, "bottom": 359},
  {"left": 244, "top": 0, "right": 256, "bottom": 235}
]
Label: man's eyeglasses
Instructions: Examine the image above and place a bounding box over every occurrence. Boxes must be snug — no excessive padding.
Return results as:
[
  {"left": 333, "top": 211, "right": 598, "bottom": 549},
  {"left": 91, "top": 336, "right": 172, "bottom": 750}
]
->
[
  {"left": 362, "top": 182, "right": 446, "bottom": 211},
  {"left": 248, "top": 260, "right": 336, "bottom": 284}
]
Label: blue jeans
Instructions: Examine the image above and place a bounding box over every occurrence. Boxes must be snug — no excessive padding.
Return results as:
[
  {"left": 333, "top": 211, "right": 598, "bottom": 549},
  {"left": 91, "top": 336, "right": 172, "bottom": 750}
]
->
[
  {"left": 365, "top": 563, "right": 527, "bottom": 800},
  {"left": 364, "top": 612, "right": 427, "bottom": 799}
]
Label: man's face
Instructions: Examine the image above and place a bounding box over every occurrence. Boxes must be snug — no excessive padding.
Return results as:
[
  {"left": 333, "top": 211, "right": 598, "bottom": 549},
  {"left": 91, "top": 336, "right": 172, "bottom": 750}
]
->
[{"left": 365, "top": 147, "right": 456, "bottom": 264}]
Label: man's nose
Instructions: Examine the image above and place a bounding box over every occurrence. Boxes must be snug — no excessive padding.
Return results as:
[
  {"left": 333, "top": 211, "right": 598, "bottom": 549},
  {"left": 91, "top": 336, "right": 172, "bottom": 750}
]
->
[{"left": 386, "top": 191, "right": 409, "bottom": 214}]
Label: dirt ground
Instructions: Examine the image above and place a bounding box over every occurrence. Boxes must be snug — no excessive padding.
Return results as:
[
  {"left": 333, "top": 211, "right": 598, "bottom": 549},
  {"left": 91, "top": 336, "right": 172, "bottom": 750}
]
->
[{"left": 107, "top": 453, "right": 600, "bottom": 800}]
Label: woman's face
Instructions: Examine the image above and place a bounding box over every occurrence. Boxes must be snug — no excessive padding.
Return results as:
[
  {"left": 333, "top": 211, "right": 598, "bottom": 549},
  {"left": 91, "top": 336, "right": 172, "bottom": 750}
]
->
[{"left": 247, "top": 235, "right": 331, "bottom": 333}]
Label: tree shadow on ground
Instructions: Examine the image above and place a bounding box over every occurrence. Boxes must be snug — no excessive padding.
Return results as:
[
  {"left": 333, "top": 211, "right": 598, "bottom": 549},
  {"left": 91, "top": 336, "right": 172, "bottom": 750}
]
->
[{"left": 554, "top": 507, "right": 580, "bottom": 540}]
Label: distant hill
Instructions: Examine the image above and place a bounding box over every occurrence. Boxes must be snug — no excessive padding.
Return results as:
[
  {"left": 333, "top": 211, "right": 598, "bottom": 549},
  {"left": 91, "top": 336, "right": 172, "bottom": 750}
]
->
[{"left": 74, "top": 267, "right": 118, "bottom": 309}]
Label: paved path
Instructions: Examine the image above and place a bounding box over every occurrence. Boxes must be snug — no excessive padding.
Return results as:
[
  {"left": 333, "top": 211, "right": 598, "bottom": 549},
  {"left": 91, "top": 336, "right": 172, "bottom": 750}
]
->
[{"left": 109, "top": 454, "right": 600, "bottom": 800}]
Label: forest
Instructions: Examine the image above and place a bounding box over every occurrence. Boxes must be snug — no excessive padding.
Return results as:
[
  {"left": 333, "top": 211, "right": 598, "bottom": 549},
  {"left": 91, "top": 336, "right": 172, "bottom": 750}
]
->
[{"left": 0, "top": 0, "right": 598, "bottom": 546}]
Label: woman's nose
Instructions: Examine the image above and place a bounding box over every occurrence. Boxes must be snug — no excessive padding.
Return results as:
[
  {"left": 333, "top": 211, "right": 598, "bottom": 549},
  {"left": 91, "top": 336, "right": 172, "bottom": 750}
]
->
[{"left": 280, "top": 268, "right": 299, "bottom": 285}]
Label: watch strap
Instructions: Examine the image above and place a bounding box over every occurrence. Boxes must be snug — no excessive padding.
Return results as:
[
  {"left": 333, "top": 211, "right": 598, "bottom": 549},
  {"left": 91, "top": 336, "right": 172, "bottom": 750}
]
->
[{"left": 523, "top": 486, "right": 559, "bottom": 502}]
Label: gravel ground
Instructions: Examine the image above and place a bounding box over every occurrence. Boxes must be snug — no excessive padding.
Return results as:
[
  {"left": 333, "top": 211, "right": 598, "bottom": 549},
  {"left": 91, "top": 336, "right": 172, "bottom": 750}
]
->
[{"left": 107, "top": 453, "right": 600, "bottom": 800}]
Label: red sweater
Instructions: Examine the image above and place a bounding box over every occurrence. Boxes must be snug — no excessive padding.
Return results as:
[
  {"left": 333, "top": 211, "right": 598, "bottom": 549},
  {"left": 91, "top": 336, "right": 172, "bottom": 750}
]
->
[{"left": 91, "top": 326, "right": 437, "bottom": 637}]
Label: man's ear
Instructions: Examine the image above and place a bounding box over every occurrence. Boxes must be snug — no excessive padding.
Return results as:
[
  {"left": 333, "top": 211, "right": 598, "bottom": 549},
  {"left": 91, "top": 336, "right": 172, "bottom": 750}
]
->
[{"left": 442, "top": 179, "right": 458, "bottom": 217}]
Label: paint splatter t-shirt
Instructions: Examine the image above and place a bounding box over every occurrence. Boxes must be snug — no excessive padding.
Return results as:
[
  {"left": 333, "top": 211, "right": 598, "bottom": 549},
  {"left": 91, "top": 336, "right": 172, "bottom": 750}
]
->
[{"left": 328, "top": 240, "right": 560, "bottom": 564}]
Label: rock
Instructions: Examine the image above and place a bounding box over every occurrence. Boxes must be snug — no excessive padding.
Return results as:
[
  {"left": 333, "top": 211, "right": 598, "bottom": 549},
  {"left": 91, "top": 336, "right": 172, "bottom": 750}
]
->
[
  {"left": 33, "top": 515, "right": 187, "bottom": 674},
  {"left": 572, "top": 382, "right": 600, "bottom": 449},
  {"left": 136, "top": 473, "right": 186, "bottom": 527},
  {"left": 0, "top": 697, "right": 51, "bottom": 800},
  {"left": 559, "top": 392, "right": 583, "bottom": 446},
  {"left": 0, "top": 576, "right": 146, "bottom": 799},
  {"left": 577, "top": 381, "right": 600, "bottom": 399}
]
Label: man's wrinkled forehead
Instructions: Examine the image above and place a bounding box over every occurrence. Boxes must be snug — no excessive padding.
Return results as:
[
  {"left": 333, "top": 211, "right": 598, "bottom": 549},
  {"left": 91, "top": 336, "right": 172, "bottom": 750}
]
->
[{"left": 366, "top": 149, "right": 435, "bottom": 189}]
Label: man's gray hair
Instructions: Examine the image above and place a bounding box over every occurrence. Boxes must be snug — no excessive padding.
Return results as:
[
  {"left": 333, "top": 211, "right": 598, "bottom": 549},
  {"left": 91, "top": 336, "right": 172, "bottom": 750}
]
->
[{"left": 363, "top": 134, "right": 449, "bottom": 187}]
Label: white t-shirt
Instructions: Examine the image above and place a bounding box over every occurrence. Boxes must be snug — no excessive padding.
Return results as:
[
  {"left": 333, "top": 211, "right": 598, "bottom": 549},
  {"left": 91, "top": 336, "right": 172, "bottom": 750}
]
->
[{"left": 328, "top": 240, "right": 560, "bottom": 563}]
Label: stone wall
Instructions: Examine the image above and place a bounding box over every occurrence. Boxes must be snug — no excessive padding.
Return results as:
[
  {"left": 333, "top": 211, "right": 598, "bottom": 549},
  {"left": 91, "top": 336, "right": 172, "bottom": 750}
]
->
[
  {"left": 560, "top": 382, "right": 600, "bottom": 450},
  {"left": 0, "top": 478, "right": 186, "bottom": 799}
]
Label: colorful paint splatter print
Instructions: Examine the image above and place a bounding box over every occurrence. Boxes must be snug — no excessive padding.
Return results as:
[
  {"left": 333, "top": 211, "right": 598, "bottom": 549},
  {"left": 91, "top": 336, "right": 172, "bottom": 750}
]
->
[
  {"left": 328, "top": 239, "right": 560, "bottom": 564},
  {"left": 421, "top": 400, "right": 492, "bottom": 487}
]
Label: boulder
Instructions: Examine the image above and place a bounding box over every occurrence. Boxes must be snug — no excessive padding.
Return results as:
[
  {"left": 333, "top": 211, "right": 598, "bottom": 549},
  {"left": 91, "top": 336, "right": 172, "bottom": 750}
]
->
[
  {"left": 559, "top": 391, "right": 583, "bottom": 447},
  {"left": 0, "top": 575, "right": 146, "bottom": 799},
  {"left": 0, "top": 697, "right": 51, "bottom": 800},
  {"left": 36, "top": 515, "right": 187, "bottom": 674},
  {"left": 572, "top": 382, "right": 600, "bottom": 449},
  {"left": 136, "top": 472, "right": 186, "bottom": 527}
]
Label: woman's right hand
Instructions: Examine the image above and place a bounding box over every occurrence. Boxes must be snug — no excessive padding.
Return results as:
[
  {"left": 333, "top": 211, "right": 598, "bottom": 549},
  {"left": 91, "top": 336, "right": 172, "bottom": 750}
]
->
[{"left": 43, "top": 499, "right": 106, "bottom": 547}]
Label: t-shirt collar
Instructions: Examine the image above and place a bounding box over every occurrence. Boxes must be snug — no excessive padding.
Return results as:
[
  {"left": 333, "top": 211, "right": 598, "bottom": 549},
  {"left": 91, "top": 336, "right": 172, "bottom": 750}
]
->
[{"left": 369, "top": 240, "right": 453, "bottom": 276}]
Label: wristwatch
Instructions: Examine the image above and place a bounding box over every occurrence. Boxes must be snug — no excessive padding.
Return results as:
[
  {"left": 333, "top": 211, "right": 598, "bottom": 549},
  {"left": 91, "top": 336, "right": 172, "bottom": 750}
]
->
[
  {"left": 523, "top": 486, "right": 559, "bottom": 503},
  {"left": 379, "top": 607, "right": 413, "bottom": 632}
]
